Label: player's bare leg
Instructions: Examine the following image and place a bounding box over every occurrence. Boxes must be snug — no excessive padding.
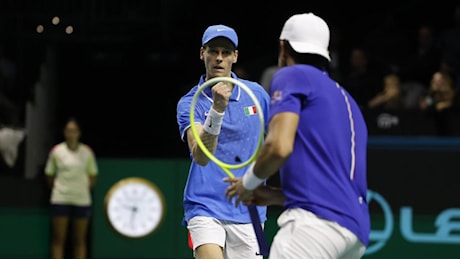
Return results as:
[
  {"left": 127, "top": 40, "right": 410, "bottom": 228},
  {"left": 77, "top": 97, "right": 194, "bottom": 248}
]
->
[
  {"left": 50, "top": 216, "right": 69, "bottom": 258},
  {"left": 195, "top": 244, "right": 224, "bottom": 259},
  {"left": 72, "top": 217, "right": 89, "bottom": 259}
]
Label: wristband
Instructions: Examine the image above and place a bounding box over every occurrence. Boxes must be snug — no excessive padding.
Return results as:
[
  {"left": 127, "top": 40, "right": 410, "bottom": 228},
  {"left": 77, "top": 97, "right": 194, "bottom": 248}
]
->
[
  {"left": 203, "top": 108, "right": 224, "bottom": 135},
  {"left": 242, "top": 163, "right": 266, "bottom": 190}
]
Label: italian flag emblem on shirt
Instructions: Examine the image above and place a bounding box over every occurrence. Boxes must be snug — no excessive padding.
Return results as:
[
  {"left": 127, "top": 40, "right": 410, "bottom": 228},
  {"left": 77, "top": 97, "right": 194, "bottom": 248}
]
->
[{"left": 244, "top": 105, "right": 257, "bottom": 115}]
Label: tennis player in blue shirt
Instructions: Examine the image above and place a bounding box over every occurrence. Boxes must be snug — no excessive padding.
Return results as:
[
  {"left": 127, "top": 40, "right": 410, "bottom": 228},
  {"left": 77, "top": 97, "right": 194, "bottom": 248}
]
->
[
  {"left": 176, "top": 24, "right": 270, "bottom": 258},
  {"left": 226, "top": 13, "right": 370, "bottom": 258}
]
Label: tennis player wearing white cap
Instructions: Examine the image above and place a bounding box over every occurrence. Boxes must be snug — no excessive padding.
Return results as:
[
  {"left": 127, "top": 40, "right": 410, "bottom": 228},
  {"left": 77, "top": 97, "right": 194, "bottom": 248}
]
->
[{"left": 226, "top": 13, "right": 370, "bottom": 258}]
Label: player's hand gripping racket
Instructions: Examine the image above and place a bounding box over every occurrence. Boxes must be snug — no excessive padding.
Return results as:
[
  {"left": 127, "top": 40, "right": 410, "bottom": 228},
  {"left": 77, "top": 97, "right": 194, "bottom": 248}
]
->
[{"left": 189, "top": 76, "right": 269, "bottom": 256}]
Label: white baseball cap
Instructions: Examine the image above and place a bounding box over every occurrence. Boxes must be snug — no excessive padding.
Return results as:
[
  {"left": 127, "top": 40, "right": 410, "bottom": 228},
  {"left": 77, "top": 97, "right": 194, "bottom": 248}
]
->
[{"left": 279, "top": 13, "right": 331, "bottom": 61}]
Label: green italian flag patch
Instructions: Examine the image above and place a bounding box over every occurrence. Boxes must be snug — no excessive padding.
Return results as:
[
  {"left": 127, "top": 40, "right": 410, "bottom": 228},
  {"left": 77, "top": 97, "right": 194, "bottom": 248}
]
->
[{"left": 244, "top": 105, "right": 257, "bottom": 115}]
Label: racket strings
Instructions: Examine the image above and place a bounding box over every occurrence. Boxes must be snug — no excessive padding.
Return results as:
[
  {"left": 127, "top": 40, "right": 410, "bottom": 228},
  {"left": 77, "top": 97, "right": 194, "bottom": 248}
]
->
[
  {"left": 214, "top": 103, "right": 261, "bottom": 165},
  {"left": 190, "top": 77, "right": 264, "bottom": 170}
]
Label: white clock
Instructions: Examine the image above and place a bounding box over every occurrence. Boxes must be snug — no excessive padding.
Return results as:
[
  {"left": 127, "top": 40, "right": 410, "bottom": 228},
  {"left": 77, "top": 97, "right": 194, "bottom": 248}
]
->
[{"left": 104, "top": 177, "right": 165, "bottom": 238}]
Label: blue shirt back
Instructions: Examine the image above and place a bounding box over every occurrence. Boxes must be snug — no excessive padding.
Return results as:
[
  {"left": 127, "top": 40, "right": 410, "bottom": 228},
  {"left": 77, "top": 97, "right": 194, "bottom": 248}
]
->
[{"left": 270, "top": 65, "right": 370, "bottom": 246}]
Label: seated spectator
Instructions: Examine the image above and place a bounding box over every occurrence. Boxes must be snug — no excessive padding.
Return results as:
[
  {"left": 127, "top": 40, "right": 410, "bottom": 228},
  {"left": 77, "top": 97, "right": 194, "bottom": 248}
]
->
[
  {"left": 400, "top": 81, "right": 427, "bottom": 110},
  {"left": 419, "top": 71, "right": 460, "bottom": 135},
  {"left": 399, "top": 24, "right": 441, "bottom": 89},
  {"left": 368, "top": 73, "right": 404, "bottom": 110},
  {"left": 437, "top": 5, "right": 460, "bottom": 92},
  {"left": 341, "top": 47, "right": 385, "bottom": 109}
]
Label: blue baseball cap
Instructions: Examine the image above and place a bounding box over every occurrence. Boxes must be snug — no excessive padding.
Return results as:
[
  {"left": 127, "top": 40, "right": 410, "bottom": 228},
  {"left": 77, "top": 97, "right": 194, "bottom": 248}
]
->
[{"left": 202, "top": 24, "right": 238, "bottom": 48}]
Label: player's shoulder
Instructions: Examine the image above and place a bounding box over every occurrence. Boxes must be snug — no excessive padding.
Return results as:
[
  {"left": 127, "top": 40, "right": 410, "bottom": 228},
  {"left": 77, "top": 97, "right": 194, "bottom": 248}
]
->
[
  {"left": 238, "top": 78, "right": 260, "bottom": 87},
  {"left": 279, "top": 64, "right": 319, "bottom": 75},
  {"left": 177, "top": 85, "right": 199, "bottom": 112},
  {"left": 50, "top": 142, "right": 65, "bottom": 153},
  {"left": 80, "top": 143, "right": 95, "bottom": 154},
  {"left": 239, "top": 79, "right": 268, "bottom": 95},
  {"left": 275, "top": 65, "right": 327, "bottom": 86}
]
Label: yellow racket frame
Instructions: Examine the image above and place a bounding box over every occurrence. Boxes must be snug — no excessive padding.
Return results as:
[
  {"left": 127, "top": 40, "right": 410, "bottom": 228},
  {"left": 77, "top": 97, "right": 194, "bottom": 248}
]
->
[{"left": 189, "top": 77, "right": 265, "bottom": 178}]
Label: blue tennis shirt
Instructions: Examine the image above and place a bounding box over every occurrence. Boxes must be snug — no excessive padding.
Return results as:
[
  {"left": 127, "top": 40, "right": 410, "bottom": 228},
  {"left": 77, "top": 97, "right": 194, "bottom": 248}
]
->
[
  {"left": 177, "top": 72, "right": 270, "bottom": 225},
  {"left": 269, "top": 64, "right": 370, "bottom": 246}
]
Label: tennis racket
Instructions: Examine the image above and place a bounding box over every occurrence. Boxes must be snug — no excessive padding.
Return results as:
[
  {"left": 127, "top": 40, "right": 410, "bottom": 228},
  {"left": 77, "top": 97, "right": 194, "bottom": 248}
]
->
[{"left": 189, "top": 76, "right": 269, "bottom": 256}]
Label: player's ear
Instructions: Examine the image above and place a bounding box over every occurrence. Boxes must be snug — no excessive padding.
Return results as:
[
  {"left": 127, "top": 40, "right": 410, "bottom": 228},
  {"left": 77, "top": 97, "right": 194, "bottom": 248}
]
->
[
  {"left": 200, "top": 47, "right": 205, "bottom": 60},
  {"left": 278, "top": 40, "right": 289, "bottom": 67},
  {"left": 279, "top": 40, "right": 287, "bottom": 57},
  {"left": 233, "top": 50, "right": 238, "bottom": 63}
]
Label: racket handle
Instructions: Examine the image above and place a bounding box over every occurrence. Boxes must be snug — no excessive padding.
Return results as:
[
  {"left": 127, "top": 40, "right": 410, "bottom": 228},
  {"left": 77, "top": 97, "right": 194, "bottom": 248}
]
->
[{"left": 248, "top": 203, "right": 270, "bottom": 256}]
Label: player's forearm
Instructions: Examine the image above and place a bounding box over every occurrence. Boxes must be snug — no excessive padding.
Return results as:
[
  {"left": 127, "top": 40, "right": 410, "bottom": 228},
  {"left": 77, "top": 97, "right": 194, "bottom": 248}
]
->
[
  {"left": 253, "top": 185, "right": 285, "bottom": 206},
  {"left": 192, "top": 131, "right": 218, "bottom": 166},
  {"left": 242, "top": 148, "right": 287, "bottom": 191},
  {"left": 89, "top": 176, "right": 97, "bottom": 189},
  {"left": 252, "top": 112, "right": 296, "bottom": 180},
  {"left": 265, "top": 186, "right": 285, "bottom": 206},
  {"left": 254, "top": 141, "right": 290, "bottom": 180},
  {"left": 187, "top": 125, "right": 218, "bottom": 166}
]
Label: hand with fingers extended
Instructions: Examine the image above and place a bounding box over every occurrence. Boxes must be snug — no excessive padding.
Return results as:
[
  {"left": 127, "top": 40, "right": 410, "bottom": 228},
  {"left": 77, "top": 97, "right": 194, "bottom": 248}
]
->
[
  {"left": 224, "top": 177, "right": 252, "bottom": 207},
  {"left": 224, "top": 177, "right": 285, "bottom": 207}
]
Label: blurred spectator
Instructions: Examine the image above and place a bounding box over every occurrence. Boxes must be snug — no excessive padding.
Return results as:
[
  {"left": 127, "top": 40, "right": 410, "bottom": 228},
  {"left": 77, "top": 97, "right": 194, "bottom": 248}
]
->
[
  {"left": 401, "top": 81, "right": 427, "bottom": 110},
  {"left": 0, "top": 43, "right": 17, "bottom": 102},
  {"left": 363, "top": 11, "right": 410, "bottom": 73},
  {"left": 0, "top": 93, "right": 20, "bottom": 127},
  {"left": 399, "top": 24, "right": 441, "bottom": 88},
  {"left": 328, "top": 25, "right": 345, "bottom": 83},
  {"left": 341, "top": 47, "right": 385, "bottom": 109},
  {"left": 45, "top": 117, "right": 98, "bottom": 258},
  {"left": 419, "top": 71, "right": 460, "bottom": 135},
  {"left": 437, "top": 5, "right": 460, "bottom": 91},
  {"left": 0, "top": 125, "right": 25, "bottom": 174},
  {"left": 259, "top": 65, "right": 278, "bottom": 93},
  {"left": 368, "top": 73, "right": 404, "bottom": 110},
  {"left": 233, "top": 64, "right": 250, "bottom": 79},
  {"left": 0, "top": 43, "right": 20, "bottom": 127},
  {"left": 0, "top": 46, "right": 24, "bottom": 174}
]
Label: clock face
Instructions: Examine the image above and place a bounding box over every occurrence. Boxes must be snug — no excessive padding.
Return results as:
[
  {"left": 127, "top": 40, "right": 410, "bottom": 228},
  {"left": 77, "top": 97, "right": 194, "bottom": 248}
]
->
[{"left": 105, "top": 177, "right": 165, "bottom": 238}]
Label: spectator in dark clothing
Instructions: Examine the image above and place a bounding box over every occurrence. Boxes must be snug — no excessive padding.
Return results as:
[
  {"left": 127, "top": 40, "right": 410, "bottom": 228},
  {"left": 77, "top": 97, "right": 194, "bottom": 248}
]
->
[
  {"left": 419, "top": 71, "right": 460, "bottom": 136},
  {"left": 399, "top": 24, "right": 441, "bottom": 89},
  {"left": 341, "top": 47, "right": 385, "bottom": 109}
]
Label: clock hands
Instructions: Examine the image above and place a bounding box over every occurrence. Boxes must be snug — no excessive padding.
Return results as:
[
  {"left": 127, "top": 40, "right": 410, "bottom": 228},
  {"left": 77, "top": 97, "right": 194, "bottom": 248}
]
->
[
  {"left": 122, "top": 204, "right": 135, "bottom": 211},
  {"left": 107, "top": 177, "right": 165, "bottom": 238},
  {"left": 129, "top": 205, "right": 138, "bottom": 229}
]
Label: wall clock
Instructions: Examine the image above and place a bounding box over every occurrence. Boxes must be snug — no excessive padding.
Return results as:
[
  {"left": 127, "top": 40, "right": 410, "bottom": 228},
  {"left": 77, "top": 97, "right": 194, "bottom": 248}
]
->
[{"left": 105, "top": 177, "right": 165, "bottom": 238}]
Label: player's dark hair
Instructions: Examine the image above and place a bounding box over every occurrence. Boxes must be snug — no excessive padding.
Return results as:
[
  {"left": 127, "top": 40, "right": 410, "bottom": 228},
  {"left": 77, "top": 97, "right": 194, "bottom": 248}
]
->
[
  {"left": 204, "top": 38, "right": 237, "bottom": 51},
  {"left": 63, "top": 116, "right": 82, "bottom": 131},
  {"left": 283, "top": 40, "right": 329, "bottom": 70}
]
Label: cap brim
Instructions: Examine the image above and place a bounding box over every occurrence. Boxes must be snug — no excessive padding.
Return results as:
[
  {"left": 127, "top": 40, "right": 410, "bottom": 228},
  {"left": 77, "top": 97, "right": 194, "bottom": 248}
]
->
[{"left": 289, "top": 41, "right": 331, "bottom": 61}]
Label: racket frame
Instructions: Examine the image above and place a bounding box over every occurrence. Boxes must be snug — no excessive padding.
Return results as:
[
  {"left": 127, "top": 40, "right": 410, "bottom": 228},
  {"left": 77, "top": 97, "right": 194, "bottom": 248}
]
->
[{"left": 189, "top": 77, "right": 265, "bottom": 177}]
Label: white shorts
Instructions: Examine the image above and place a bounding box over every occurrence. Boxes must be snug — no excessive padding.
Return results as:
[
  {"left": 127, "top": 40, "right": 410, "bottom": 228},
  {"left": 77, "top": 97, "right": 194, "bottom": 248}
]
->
[
  {"left": 187, "top": 216, "right": 263, "bottom": 259},
  {"left": 270, "top": 208, "right": 366, "bottom": 259}
]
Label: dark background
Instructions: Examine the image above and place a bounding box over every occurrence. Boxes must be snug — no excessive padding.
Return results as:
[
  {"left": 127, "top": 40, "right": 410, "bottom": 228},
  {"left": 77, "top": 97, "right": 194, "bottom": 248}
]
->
[{"left": 1, "top": 0, "right": 459, "bottom": 159}]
